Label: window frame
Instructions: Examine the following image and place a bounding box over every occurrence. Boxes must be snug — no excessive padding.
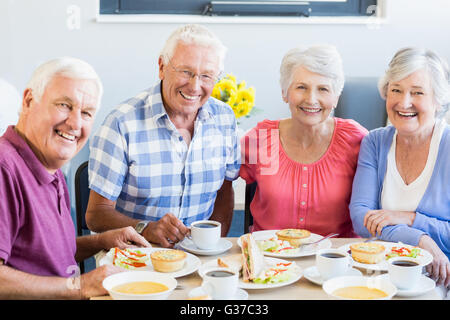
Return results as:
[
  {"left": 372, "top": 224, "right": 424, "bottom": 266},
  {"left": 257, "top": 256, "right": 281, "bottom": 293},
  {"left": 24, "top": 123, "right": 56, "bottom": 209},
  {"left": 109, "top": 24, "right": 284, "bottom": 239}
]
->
[{"left": 100, "top": 0, "right": 378, "bottom": 18}]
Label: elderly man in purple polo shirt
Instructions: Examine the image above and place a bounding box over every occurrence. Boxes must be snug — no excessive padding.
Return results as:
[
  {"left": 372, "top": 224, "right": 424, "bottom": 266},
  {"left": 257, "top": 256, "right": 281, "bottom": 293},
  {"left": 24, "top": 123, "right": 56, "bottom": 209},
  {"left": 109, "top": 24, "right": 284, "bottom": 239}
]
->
[{"left": 0, "top": 57, "right": 150, "bottom": 299}]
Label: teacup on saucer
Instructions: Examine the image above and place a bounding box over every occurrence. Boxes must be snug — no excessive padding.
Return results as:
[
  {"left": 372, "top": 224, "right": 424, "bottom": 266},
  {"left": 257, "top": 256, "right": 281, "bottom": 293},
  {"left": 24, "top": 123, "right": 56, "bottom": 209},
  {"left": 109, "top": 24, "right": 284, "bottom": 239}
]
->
[
  {"left": 304, "top": 265, "right": 362, "bottom": 285},
  {"left": 375, "top": 274, "right": 436, "bottom": 297},
  {"left": 180, "top": 238, "right": 232, "bottom": 256},
  {"left": 188, "top": 286, "right": 248, "bottom": 300}
]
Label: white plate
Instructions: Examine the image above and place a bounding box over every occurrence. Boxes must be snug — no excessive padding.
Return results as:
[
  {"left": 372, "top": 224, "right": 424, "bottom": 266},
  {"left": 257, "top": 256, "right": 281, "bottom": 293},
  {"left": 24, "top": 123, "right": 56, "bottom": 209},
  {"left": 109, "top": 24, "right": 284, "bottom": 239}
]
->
[
  {"left": 323, "top": 275, "right": 397, "bottom": 300},
  {"left": 338, "top": 241, "right": 433, "bottom": 272},
  {"left": 188, "top": 287, "right": 248, "bottom": 300},
  {"left": 99, "top": 247, "right": 201, "bottom": 278},
  {"left": 375, "top": 274, "right": 436, "bottom": 297},
  {"left": 303, "top": 265, "right": 362, "bottom": 286},
  {"left": 178, "top": 238, "right": 233, "bottom": 256},
  {"left": 237, "top": 230, "right": 332, "bottom": 258},
  {"left": 199, "top": 257, "right": 303, "bottom": 290}
]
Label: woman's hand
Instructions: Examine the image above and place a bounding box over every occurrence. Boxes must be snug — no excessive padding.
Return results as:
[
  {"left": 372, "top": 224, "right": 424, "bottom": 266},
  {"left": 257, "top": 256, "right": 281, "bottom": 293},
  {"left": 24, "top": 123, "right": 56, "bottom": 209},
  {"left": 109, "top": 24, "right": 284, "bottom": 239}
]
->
[
  {"left": 419, "top": 235, "right": 450, "bottom": 287},
  {"left": 363, "top": 209, "right": 416, "bottom": 236}
]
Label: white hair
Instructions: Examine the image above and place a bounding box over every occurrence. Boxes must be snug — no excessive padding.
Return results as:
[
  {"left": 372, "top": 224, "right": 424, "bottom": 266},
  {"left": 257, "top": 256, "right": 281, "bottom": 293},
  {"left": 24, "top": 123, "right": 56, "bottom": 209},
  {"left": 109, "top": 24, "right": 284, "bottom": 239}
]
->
[
  {"left": 159, "top": 24, "right": 227, "bottom": 72},
  {"left": 378, "top": 47, "right": 450, "bottom": 118},
  {"left": 26, "top": 57, "right": 103, "bottom": 107},
  {"left": 279, "top": 44, "right": 345, "bottom": 99}
]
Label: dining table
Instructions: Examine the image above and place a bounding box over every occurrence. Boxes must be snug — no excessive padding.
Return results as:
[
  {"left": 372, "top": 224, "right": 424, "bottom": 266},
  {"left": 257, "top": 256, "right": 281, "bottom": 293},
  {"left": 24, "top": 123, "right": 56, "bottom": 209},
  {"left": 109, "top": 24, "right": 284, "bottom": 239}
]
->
[{"left": 91, "top": 237, "right": 440, "bottom": 300}]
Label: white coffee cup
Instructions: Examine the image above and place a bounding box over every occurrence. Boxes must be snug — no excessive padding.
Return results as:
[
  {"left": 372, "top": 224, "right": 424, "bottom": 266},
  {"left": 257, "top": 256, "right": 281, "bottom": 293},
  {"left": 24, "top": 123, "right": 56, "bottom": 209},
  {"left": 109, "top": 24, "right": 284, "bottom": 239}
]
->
[
  {"left": 316, "top": 248, "right": 352, "bottom": 281},
  {"left": 387, "top": 257, "right": 423, "bottom": 290},
  {"left": 201, "top": 267, "right": 238, "bottom": 300},
  {"left": 189, "top": 220, "right": 221, "bottom": 250}
]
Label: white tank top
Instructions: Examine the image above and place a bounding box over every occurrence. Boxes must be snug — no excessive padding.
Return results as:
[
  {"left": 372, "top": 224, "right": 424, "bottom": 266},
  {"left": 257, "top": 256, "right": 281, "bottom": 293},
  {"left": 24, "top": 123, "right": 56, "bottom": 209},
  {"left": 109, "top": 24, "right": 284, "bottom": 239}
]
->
[{"left": 381, "top": 119, "right": 446, "bottom": 211}]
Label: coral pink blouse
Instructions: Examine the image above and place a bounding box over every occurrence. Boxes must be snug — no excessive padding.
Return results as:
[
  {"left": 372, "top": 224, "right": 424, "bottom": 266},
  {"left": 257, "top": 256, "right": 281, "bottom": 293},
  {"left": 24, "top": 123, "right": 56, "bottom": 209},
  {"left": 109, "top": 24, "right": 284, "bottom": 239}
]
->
[{"left": 240, "top": 118, "right": 368, "bottom": 237}]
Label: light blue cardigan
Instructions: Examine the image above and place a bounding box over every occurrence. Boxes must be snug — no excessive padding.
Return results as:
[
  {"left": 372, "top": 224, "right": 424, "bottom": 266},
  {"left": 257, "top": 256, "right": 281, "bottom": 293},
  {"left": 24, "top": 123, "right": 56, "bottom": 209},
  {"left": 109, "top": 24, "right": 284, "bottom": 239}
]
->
[{"left": 350, "top": 123, "right": 450, "bottom": 259}]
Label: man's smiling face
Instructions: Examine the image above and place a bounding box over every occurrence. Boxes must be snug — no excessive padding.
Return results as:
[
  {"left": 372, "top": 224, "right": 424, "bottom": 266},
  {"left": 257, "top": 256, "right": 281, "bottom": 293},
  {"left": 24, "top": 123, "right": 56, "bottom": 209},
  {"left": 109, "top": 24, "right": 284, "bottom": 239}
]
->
[
  {"left": 18, "top": 75, "right": 98, "bottom": 172},
  {"left": 158, "top": 41, "right": 220, "bottom": 118}
]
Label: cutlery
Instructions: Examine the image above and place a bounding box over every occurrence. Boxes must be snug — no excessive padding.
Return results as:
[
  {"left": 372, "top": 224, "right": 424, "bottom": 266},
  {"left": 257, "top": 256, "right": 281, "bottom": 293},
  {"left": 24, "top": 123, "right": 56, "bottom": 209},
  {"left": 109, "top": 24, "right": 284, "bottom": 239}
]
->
[
  {"left": 300, "top": 233, "right": 339, "bottom": 250},
  {"left": 364, "top": 236, "right": 378, "bottom": 243}
]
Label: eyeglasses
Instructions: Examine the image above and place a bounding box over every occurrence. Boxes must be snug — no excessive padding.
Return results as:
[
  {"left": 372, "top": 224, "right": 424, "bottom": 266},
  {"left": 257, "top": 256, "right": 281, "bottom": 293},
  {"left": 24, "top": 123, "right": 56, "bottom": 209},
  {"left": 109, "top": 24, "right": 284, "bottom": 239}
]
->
[{"left": 166, "top": 57, "right": 220, "bottom": 87}]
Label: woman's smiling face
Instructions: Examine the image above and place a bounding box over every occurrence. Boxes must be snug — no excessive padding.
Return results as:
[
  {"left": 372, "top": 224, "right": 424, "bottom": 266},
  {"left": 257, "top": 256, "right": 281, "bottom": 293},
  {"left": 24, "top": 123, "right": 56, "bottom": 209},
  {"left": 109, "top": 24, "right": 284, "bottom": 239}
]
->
[
  {"left": 386, "top": 69, "right": 439, "bottom": 136},
  {"left": 284, "top": 66, "right": 339, "bottom": 127}
]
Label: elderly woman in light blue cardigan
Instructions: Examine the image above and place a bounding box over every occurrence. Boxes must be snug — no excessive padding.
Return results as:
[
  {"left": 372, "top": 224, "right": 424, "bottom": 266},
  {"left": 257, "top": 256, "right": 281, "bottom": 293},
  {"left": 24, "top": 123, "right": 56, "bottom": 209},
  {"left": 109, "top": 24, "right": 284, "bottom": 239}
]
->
[{"left": 349, "top": 47, "right": 450, "bottom": 295}]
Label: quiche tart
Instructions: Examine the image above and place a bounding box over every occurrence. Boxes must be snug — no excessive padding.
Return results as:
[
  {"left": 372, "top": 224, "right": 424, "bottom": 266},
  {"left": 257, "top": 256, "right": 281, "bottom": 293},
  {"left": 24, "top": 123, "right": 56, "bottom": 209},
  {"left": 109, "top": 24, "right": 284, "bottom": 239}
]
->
[
  {"left": 350, "top": 242, "right": 386, "bottom": 264},
  {"left": 150, "top": 249, "right": 187, "bottom": 272},
  {"left": 276, "top": 229, "right": 311, "bottom": 248}
]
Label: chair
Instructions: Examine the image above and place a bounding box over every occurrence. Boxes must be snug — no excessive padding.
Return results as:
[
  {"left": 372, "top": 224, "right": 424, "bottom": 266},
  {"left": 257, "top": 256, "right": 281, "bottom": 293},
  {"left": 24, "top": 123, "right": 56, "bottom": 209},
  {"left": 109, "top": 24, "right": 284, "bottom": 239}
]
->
[
  {"left": 335, "top": 77, "right": 387, "bottom": 130},
  {"left": 244, "top": 182, "right": 257, "bottom": 234},
  {"left": 74, "top": 160, "right": 91, "bottom": 273}
]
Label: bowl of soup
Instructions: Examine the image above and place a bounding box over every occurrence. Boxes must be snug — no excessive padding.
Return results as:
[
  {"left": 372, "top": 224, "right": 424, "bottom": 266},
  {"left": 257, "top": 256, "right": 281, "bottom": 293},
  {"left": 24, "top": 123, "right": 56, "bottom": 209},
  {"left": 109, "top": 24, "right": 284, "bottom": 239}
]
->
[
  {"left": 323, "top": 276, "right": 396, "bottom": 300},
  {"left": 103, "top": 271, "right": 177, "bottom": 300}
]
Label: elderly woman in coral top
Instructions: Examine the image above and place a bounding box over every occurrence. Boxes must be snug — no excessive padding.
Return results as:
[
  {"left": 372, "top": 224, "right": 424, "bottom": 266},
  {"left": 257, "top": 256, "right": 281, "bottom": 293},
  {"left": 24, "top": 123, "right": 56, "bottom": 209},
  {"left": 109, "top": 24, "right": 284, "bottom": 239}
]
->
[
  {"left": 350, "top": 47, "right": 450, "bottom": 294},
  {"left": 240, "top": 45, "right": 368, "bottom": 237}
]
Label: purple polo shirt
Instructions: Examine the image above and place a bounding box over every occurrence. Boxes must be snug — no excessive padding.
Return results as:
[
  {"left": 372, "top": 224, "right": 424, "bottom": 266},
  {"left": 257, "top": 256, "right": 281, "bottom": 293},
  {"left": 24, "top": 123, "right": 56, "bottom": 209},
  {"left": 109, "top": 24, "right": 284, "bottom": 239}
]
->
[{"left": 0, "top": 126, "right": 77, "bottom": 277}]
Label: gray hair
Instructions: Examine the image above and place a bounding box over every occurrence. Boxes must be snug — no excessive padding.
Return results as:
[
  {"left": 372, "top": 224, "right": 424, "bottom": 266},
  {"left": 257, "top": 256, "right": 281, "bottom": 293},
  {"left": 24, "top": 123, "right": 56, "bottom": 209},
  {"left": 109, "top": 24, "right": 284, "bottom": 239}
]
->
[
  {"left": 279, "top": 44, "right": 345, "bottom": 99},
  {"left": 26, "top": 57, "right": 103, "bottom": 107},
  {"left": 160, "top": 24, "right": 227, "bottom": 72},
  {"left": 378, "top": 47, "right": 450, "bottom": 118}
]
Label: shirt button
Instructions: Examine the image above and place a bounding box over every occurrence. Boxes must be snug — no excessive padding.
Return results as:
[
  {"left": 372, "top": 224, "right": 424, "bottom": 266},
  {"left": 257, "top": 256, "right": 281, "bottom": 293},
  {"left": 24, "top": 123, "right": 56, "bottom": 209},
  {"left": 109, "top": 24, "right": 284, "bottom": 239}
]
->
[
  {"left": 302, "top": 184, "right": 307, "bottom": 188},
  {"left": 303, "top": 166, "right": 308, "bottom": 171},
  {"left": 301, "top": 201, "right": 306, "bottom": 206},
  {"left": 299, "top": 218, "right": 304, "bottom": 222}
]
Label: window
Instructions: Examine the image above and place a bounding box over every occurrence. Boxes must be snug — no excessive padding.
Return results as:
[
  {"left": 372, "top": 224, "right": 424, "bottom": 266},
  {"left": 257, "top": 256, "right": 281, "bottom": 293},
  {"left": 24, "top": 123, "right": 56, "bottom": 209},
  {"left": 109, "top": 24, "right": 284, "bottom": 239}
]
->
[{"left": 100, "top": 0, "right": 378, "bottom": 17}]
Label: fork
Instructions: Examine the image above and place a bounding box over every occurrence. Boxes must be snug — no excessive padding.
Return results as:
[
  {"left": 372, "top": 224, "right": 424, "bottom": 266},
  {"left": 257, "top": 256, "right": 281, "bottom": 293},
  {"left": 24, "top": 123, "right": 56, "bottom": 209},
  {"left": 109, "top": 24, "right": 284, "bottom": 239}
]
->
[
  {"left": 364, "top": 236, "right": 378, "bottom": 243},
  {"left": 300, "top": 233, "right": 339, "bottom": 250}
]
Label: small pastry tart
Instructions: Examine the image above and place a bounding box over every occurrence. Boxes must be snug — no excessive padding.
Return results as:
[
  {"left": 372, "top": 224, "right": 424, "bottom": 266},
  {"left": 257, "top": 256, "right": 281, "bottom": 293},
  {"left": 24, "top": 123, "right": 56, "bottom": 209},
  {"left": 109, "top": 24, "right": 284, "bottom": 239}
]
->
[
  {"left": 350, "top": 242, "right": 386, "bottom": 264},
  {"left": 276, "top": 229, "right": 311, "bottom": 248},
  {"left": 150, "top": 249, "right": 187, "bottom": 272}
]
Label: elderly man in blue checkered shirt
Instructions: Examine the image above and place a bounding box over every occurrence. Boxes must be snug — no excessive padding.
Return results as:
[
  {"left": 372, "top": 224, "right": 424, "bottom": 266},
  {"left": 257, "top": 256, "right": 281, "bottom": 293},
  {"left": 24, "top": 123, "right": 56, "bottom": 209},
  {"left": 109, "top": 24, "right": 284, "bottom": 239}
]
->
[{"left": 86, "top": 24, "right": 241, "bottom": 248}]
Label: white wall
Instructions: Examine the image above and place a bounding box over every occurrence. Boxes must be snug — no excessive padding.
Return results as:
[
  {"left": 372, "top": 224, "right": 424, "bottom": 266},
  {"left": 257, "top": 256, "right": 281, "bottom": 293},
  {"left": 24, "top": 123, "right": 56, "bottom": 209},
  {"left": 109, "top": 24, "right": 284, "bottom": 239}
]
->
[{"left": 1, "top": 0, "right": 449, "bottom": 212}]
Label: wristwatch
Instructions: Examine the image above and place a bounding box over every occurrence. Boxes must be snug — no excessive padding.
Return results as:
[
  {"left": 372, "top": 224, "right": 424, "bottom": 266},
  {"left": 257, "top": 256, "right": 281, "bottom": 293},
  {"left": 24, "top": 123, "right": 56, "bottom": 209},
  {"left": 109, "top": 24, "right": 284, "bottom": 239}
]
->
[{"left": 134, "top": 220, "right": 149, "bottom": 235}]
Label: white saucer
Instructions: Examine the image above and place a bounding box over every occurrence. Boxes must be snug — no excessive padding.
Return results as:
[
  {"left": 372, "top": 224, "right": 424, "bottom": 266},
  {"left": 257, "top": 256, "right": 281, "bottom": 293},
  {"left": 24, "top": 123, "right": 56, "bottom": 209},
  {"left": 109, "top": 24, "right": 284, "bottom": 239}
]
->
[
  {"left": 188, "top": 286, "right": 248, "bottom": 300},
  {"left": 179, "top": 238, "right": 233, "bottom": 256},
  {"left": 98, "top": 247, "right": 201, "bottom": 278},
  {"left": 304, "top": 265, "right": 362, "bottom": 285},
  {"left": 376, "top": 274, "right": 436, "bottom": 297}
]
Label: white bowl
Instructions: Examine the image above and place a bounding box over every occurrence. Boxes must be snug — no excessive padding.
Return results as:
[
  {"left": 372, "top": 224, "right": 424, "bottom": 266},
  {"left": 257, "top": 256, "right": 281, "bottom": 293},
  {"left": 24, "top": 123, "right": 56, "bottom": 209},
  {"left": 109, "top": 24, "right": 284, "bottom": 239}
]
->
[
  {"left": 323, "top": 275, "right": 397, "bottom": 300},
  {"left": 102, "top": 271, "right": 177, "bottom": 300}
]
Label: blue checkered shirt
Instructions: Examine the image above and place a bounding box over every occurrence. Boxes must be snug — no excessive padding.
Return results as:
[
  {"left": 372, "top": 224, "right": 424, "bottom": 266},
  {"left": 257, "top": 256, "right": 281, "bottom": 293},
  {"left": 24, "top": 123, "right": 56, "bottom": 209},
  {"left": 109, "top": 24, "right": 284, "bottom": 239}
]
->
[{"left": 88, "top": 82, "right": 241, "bottom": 225}]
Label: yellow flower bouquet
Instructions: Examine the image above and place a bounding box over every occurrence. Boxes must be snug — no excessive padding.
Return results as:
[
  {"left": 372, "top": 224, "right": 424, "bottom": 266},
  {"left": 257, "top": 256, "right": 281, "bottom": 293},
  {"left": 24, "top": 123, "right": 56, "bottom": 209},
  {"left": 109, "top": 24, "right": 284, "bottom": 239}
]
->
[{"left": 212, "top": 74, "right": 256, "bottom": 121}]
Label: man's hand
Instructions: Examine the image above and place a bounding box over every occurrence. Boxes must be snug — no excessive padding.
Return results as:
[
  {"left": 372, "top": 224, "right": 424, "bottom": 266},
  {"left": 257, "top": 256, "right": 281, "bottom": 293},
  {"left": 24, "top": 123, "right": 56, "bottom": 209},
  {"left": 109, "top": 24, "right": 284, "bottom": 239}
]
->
[
  {"left": 98, "top": 226, "right": 151, "bottom": 250},
  {"left": 143, "top": 213, "right": 190, "bottom": 248},
  {"left": 79, "top": 264, "right": 124, "bottom": 299}
]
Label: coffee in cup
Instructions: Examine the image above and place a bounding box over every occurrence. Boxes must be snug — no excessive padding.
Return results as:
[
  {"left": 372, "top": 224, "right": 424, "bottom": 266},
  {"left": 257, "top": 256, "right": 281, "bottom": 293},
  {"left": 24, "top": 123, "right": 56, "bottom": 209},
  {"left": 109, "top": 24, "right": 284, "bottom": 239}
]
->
[
  {"left": 316, "top": 248, "right": 352, "bottom": 280},
  {"left": 201, "top": 267, "right": 238, "bottom": 299},
  {"left": 188, "top": 220, "right": 221, "bottom": 250},
  {"left": 387, "top": 257, "right": 422, "bottom": 290}
]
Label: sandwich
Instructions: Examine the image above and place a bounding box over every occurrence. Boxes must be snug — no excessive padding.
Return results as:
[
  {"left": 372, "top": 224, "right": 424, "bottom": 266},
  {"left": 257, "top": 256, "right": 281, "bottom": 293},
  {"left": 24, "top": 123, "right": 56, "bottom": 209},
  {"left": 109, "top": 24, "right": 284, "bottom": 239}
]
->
[
  {"left": 110, "top": 247, "right": 150, "bottom": 270},
  {"left": 240, "top": 233, "right": 265, "bottom": 282},
  {"left": 217, "top": 254, "right": 243, "bottom": 275}
]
